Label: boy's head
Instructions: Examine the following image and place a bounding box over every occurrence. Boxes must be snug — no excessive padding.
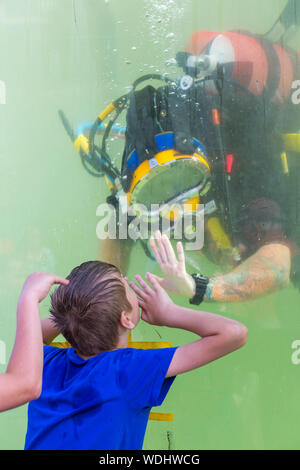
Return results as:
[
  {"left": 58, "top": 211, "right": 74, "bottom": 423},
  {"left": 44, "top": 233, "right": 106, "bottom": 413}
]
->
[{"left": 50, "top": 261, "right": 139, "bottom": 357}]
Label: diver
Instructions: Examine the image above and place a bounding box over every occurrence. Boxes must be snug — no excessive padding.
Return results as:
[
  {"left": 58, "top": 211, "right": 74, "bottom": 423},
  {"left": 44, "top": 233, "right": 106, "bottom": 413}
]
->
[
  {"left": 97, "top": 103, "right": 299, "bottom": 304},
  {"left": 59, "top": 2, "right": 300, "bottom": 304}
]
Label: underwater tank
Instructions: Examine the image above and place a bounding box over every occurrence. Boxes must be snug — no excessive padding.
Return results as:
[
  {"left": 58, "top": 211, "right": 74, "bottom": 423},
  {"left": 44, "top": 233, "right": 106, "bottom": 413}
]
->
[{"left": 0, "top": 0, "right": 299, "bottom": 450}]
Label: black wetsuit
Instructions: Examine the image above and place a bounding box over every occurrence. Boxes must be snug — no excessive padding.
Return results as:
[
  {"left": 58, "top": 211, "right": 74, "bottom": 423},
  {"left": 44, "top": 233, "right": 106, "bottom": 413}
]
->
[{"left": 120, "top": 81, "right": 300, "bottom": 288}]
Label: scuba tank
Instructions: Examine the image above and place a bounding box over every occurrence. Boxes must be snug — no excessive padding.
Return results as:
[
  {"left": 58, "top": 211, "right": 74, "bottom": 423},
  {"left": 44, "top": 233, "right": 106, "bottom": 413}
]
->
[
  {"left": 184, "top": 30, "right": 300, "bottom": 105},
  {"left": 181, "top": 27, "right": 300, "bottom": 280}
]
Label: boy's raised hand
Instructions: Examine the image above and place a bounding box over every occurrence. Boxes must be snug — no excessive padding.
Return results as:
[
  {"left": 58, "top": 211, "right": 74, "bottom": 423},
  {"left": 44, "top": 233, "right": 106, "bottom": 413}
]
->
[
  {"left": 149, "top": 231, "right": 195, "bottom": 298},
  {"left": 19, "top": 272, "right": 69, "bottom": 304},
  {"left": 130, "top": 273, "right": 174, "bottom": 326}
]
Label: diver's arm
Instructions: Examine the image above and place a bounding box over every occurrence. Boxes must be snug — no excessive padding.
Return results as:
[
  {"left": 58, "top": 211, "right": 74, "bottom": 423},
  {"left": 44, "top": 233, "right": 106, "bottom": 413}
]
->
[
  {"left": 150, "top": 232, "right": 291, "bottom": 303},
  {"left": 205, "top": 243, "right": 291, "bottom": 302}
]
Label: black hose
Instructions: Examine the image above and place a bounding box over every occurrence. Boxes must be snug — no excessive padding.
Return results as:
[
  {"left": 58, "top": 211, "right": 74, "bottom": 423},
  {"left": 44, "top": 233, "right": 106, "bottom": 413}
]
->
[
  {"left": 58, "top": 109, "right": 75, "bottom": 142},
  {"left": 265, "top": 0, "right": 300, "bottom": 42},
  {"left": 87, "top": 75, "right": 176, "bottom": 184},
  {"left": 132, "top": 74, "right": 175, "bottom": 89},
  {"left": 88, "top": 116, "right": 101, "bottom": 162}
]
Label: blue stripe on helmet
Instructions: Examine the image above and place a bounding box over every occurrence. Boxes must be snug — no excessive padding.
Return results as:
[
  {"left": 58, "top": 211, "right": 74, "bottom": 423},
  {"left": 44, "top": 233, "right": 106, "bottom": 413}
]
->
[
  {"left": 155, "top": 132, "right": 175, "bottom": 151},
  {"left": 127, "top": 149, "right": 140, "bottom": 172},
  {"left": 193, "top": 138, "right": 207, "bottom": 156}
]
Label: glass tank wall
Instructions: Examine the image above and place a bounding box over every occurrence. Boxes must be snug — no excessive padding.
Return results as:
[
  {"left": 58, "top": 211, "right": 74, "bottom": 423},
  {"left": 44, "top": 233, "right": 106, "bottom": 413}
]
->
[{"left": 0, "top": 0, "right": 299, "bottom": 450}]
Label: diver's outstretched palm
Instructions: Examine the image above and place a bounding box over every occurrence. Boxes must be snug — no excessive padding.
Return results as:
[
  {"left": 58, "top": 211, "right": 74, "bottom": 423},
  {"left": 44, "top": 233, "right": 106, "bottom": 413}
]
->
[{"left": 149, "top": 231, "right": 195, "bottom": 298}]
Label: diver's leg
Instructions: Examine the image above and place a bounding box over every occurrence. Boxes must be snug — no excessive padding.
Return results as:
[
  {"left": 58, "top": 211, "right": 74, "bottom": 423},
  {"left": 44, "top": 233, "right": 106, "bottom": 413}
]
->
[{"left": 99, "top": 237, "right": 134, "bottom": 274}]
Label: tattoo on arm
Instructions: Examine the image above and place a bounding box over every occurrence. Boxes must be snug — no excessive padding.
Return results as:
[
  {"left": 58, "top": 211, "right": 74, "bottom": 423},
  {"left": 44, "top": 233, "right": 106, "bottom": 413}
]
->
[{"left": 204, "top": 243, "right": 291, "bottom": 302}]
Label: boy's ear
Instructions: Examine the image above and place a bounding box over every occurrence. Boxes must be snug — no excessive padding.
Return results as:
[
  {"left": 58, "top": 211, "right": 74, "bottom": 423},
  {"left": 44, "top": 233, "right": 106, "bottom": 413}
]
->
[{"left": 120, "top": 310, "right": 135, "bottom": 330}]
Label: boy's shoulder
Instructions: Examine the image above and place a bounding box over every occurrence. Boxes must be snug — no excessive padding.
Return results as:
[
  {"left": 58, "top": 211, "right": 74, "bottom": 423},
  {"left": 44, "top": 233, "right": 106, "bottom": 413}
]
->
[
  {"left": 112, "top": 346, "right": 178, "bottom": 380},
  {"left": 44, "top": 344, "right": 67, "bottom": 355},
  {"left": 43, "top": 344, "right": 69, "bottom": 362},
  {"left": 40, "top": 345, "right": 177, "bottom": 411},
  {"left": 113, "top": 346, "right": 178, "bottom": 366},
  {"left": 43, "top": 344, "right": 177, "bottom": 372}
]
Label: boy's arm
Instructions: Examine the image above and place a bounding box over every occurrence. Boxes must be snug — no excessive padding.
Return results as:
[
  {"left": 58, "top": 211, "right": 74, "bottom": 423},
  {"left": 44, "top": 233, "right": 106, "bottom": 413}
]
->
[
  {"left": 0, "top": 295, "right": 43, "bottom": 411},
  {"left": 164, "top": 304, "right": 248, "bottom": 377},
  {"left": 130, "top": 273, "right": 248, "bottom": 379},
  {"left": 0, "top": 273, "right": 69, "bottom": 412},
  {"left": 41, "top": 317, "right": 60, "bottom": 345}
]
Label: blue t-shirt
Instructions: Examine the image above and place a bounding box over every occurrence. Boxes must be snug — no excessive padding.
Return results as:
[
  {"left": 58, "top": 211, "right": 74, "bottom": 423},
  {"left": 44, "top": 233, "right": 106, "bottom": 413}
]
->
[{"left": 25, "top": 345, "right": 177, "bottom": 450}]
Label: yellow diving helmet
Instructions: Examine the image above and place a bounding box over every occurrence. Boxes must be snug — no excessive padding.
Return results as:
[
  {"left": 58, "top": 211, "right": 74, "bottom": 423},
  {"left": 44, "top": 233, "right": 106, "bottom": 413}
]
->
[{"left": 125, "top": 132, "right": 211, "bottom": 227}]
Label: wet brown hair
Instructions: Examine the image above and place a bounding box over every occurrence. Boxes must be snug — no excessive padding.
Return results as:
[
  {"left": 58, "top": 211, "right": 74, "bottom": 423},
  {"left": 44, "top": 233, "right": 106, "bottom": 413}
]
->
[{"left": 50, "top": 261, "right": 132, "bottom": 357}]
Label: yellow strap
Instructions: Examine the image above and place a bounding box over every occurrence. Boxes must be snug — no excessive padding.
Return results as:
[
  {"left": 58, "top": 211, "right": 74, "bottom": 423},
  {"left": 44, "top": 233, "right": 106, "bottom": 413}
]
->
[
  {"left": 128, "top": 332, "right": 173, "bottom": 349},
  {"left": 98, "top": 103, "right": 115, "bottom": 121},
  {"left": 282, "top": 133, "right": 300, "bottom": 153},
  {"left": 104, "top": 175, "right": 115, "bottom": 190},
  {"left": 51, "top": 340, "right": 173, "bottom": 350},
  {"left": 149, "top": 412, "right": 174, "bottom": 422},
  {"left": 74, "top": 134, "right": 89, "bottom": 155},
  {"left": 129, "top": 341, "right": 173, "bottom": 349},
  {"left": 206, "top": 217, "right": 232, "bottom": 250},
  {"left": 280, "top": 152, "right": 289, "bottom": 174},
  {"left": 49, "top": 341, "right": 71, "bottom": 348}
]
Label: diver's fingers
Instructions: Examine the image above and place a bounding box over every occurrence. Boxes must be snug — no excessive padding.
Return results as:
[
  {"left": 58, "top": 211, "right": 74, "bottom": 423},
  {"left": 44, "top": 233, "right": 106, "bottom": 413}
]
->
[
  {"left": 161, "top": 234, "right": 176, "bottom": 264},
  {"left": 150, "top": 274, "right": 164, "bottom": 285},
  {"left": 176, "top": 242, "right": 186, "bottom": 271},
  {"left": 154, "top": 231, "right": 168, "bottom": 264},
  {"left": 149, "top": 236, "right": 163, "bottom": 265}
]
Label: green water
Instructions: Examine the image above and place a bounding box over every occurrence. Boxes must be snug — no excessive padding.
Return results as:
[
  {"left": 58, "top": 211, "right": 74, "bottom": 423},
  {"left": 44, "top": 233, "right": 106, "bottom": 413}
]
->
[{"left": 0, "top": 0, "right": 299, "bottom": 450}]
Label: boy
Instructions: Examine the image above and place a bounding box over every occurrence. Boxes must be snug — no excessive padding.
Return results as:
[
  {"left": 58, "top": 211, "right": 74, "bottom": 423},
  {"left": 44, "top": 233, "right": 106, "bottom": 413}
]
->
[
  {"left": 0, "top": 272, "right": 69, "bottom": 412},
  {"left": 25, "top": 259, "right": 248, "bottom": 450}
]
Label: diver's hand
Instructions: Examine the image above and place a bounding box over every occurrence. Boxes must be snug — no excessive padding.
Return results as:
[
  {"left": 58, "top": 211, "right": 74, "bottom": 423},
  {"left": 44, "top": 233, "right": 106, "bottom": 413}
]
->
[
  {"left": 130, "top": 273, "right": 175, "bottom": 326},
  {"left": 149, "top": 231, "right": 195, "bottom": 298}
]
